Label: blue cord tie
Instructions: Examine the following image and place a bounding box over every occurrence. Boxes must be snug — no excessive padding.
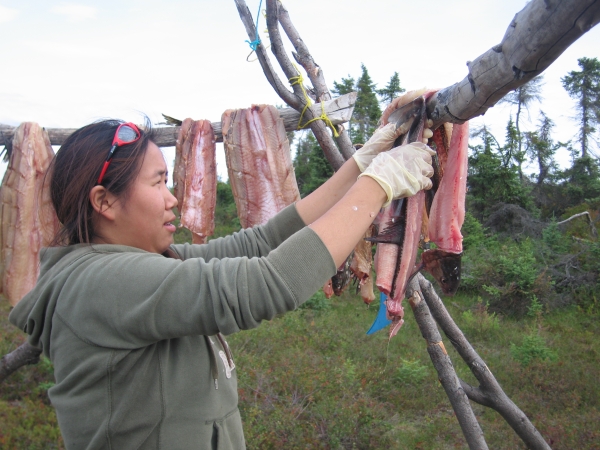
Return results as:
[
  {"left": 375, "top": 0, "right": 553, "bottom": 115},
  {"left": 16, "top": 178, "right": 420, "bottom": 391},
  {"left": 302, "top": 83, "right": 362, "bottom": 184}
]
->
[{"left": 245, "top": 0, "right": 263, "bottom": 51}]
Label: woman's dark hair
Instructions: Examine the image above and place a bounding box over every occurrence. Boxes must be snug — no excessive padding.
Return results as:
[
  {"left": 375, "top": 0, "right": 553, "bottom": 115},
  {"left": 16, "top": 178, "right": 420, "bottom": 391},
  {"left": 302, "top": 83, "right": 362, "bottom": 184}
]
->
[{"left": 49, "top": 118, "right": 158, "bottom": 246}]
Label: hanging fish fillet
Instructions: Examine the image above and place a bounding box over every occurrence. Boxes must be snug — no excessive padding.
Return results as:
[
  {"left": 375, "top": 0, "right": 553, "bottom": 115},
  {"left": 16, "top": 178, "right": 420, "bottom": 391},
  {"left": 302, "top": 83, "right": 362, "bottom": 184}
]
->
[
  {"left": 174, "top": 119, "right": 217, "bottom": 244},
  {"left": 350, "top": 227, "right": 375, "bottom": 305},
  {"left": 221, "top": 105, "right": 300, "bottom": 228},
  {"left": 428, "top": 122, "right": 468, "bottom": 254},
  {"left": 420, "top": 122, "right": 469, "bottom": 295},
  {"left": 0, "top": 123, "right": 59, "bottom": 306}
]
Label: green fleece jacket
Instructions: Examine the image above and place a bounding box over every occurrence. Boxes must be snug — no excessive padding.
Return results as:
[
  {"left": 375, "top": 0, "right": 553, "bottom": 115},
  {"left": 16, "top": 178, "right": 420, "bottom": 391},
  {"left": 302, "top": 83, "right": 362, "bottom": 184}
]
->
[{"left": 9, "top": 204, "right": 335, "bottom": 450}]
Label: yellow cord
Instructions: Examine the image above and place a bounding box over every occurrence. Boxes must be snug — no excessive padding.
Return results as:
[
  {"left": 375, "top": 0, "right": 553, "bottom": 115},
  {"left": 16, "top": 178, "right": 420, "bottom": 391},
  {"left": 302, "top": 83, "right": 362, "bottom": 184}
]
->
[{"left": 288, "top": 64, "right": 339, "bottom": 137}]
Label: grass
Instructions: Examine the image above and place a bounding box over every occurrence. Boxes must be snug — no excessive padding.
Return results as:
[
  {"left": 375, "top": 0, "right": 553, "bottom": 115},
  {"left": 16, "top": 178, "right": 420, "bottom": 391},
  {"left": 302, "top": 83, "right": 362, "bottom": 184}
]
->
[{"left": 1, "top": 290, "right": 598, "bottom": 449}]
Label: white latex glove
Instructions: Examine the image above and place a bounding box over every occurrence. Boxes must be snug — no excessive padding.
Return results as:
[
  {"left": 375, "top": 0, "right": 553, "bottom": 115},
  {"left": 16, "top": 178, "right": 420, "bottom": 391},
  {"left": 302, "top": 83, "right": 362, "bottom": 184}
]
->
[
  {"left": 358, "top": 142, "right": 436, "bottom": 206},
  {"left": 352, "top": 123, "right": 401, "bottom": 172}
]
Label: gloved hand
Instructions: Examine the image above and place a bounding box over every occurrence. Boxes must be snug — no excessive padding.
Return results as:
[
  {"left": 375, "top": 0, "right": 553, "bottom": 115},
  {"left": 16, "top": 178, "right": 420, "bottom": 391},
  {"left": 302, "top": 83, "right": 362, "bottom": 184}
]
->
[
  {"left": 358, "top": 142, "right": 436, "bottom": 206},
  {"left": 352, "top": 123, "right": 401, "bottom": 172},
  {"left": 352, "top": 122, "right": 434, "bottom": 172}
]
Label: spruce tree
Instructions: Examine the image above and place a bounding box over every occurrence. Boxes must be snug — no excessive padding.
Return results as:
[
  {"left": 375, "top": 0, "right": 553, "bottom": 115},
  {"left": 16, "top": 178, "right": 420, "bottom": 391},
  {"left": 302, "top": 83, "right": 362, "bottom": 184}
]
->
[
  {"left": 352, "top": 64, "right": 381, "bottom": 144},
  {"left": 293, "top": 132, "right": 334, "bottom": 197},
  {"left": 561, "top": 57, "right": 600, "bottom": 158},
  {"left": 499, "top": 76, "right": 544, "bottom": 165},
  {"left": 377, "top": 72, "right": 405, "bottom": 105},
  {"left": 332, "top": 65, "right": 381, "bottom": 144},
  {"left": 467, "top": 126, "right": 532, "bottom": 219}
]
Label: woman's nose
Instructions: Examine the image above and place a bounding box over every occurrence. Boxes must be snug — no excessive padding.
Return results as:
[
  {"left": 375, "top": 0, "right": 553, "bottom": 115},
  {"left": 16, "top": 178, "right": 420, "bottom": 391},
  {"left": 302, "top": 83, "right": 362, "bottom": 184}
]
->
[{"left": 166, "top": 188, "right": 178, "bottom": 209}]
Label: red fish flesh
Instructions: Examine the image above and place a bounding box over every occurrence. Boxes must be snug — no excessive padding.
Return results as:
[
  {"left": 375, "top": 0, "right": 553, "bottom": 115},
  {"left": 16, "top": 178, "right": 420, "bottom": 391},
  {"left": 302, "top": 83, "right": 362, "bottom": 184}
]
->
[
  {"left": 174, "top": 119, "right": 217, "bottom": 244},
  {"left": 221, "top": 105, "right": 300, "bottom": 228},
  {"left": 428, "top": 122, "right": 468, "bottom": 254},
  {"left": 0, "top": 123, "right": 59, "bottom": 306}
]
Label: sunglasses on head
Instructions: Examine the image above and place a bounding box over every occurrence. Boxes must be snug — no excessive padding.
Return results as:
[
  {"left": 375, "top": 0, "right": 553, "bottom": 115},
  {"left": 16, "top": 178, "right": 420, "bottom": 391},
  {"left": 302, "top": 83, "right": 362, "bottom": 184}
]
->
[{"left": 96, "top": 122, "right": 141, "bottom": 185}]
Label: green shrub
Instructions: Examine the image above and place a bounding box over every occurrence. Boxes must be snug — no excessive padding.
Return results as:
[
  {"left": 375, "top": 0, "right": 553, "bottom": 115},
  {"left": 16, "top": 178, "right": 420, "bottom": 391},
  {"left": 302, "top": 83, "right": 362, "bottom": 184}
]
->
[
  {"left": 510, "top": 333, "right": 558, "bottom": 366},
  {"left": 542, "top": 220, "right": 570, "bottom": 253},
  {"left": 394, "top": 359, "right": 429, "bottom": 385},
  {"left": 461, "top": 212, "right": 487, "bottom": 250},
  {"left": 300, "top": 290, "right": 331, "bottom": 311},
  {"left": 461, "top": 297, "right": 500, "bottom": 336}
]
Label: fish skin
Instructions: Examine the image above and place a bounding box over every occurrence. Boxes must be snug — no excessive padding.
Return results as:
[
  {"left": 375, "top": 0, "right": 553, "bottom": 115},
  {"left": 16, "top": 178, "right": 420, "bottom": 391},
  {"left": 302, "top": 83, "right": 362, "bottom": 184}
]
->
[
  {"left": 421, "top": 249, "right": 462, "bottom": 295},
  {"left": 371, "top": 200, "right": 403, "bottom": 295},
  {"left": 332, "top": 252, "right": 353, "bottom": 296},
  {"left": 174, "top": 119, "right": 217, "bottom": 244},
  {"left": 387, "top": 190, "right": 425, "bottom": 337},
  {"left": 0, "top": 123, "right": 58, "bottom": 306},
  {"left": 222, "top": 105, "right": 300, "bottom": 229}
]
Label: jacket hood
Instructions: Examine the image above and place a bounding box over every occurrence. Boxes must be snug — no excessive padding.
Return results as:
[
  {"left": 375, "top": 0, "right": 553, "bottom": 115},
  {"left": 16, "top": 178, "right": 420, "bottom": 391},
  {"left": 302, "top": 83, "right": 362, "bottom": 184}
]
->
[{"left": 8, "top": 244, "right": 142, "bottom": 357}]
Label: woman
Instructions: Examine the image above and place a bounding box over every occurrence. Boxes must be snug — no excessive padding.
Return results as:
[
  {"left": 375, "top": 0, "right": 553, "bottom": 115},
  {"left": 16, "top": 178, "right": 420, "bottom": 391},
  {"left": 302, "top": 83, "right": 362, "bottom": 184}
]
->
[{"left": 10, "top": 119, "right": 434, "bottom": 449}]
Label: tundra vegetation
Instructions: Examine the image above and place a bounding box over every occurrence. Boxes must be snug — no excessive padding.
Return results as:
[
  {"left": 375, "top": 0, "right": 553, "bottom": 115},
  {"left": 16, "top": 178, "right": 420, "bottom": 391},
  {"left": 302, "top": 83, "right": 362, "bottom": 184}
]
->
[{"left": 1, "top": 61, "right": 600, "bottom": 448}]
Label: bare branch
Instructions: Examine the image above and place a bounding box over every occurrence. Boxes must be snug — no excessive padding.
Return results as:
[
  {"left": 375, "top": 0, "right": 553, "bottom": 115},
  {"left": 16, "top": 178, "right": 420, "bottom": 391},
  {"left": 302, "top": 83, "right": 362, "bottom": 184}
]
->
[
  {"left": 264, "top": 0, "right": 345, "bottom": 170},
  {"left": 233, "top": 0, "right": 299, "bottom": 108},
  {"left": 556, "top": 211, "right": 597, "bottom": 237},
  {"left": 0, "top": 342, "right": 42, "bottom": 383},
  {"left": 275, "top": 2, "right": 356, "bottom": 161},
  {"left": 415, "top": 273, "right": 552, "bottom": 450},
  {"left": 406, "top": 279, "right": 489, "bottom": 450},
  {"left": 427, "top": 0, "right": 600, "bottom": 129}
]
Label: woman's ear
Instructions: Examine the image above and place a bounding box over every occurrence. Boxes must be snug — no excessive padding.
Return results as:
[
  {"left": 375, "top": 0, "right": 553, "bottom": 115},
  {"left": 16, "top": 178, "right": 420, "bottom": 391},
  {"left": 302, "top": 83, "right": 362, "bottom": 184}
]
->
[{"left": 89, "top": 186, "right": 117, "bottom": 221}]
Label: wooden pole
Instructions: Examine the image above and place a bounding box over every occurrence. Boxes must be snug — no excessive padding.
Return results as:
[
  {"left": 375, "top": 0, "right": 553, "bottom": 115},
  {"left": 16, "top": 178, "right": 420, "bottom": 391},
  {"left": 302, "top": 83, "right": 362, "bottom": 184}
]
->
[
  {"left": 427, "top": 0, "right": 600, "bottom": 129},
  {"left": 0, "top": 93, "right": 356, "bottom": 148}
]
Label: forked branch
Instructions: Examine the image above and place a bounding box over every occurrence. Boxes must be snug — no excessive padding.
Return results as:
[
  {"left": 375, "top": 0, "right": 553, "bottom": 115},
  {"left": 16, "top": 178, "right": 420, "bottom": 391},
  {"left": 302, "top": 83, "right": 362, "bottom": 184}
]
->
[
  {"left": 414, "top": 273, "right": 552, "bottom": 450},
  {"left": 406, "top": 279, "right": 488, "bottom": 450},
  {"left": 234, "top": 0, "right": 347, "bottom": 170}
]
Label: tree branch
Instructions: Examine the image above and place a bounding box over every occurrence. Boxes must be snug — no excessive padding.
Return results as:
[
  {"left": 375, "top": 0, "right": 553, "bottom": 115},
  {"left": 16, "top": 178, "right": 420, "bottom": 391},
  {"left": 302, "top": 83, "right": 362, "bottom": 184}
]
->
[
  {"left": 427, "top": 0, "right": 600, "bottom": 129},
  {"left": 406, "top": 279, "right": 489, "bottom": 450},
  {"left": 233, "top": 0, "right": 299, "bottom": 108},
  {"left": 415, "top": 273, "right": 552, "bottom": 450},
  {"left": 0, "top": 94, "right": 355, "bottom": 148},
  {"left": 0, "top": 342, "right": 42, "bottom": 383},
  {"left": 275, "top": 2, "right": 356, "bottom": 161},
  {"left": 556, "top": 211, "right": 597, "bottom": 237},
  {"left": 263, "top": 0, "right": 346, "bottom": 170}
]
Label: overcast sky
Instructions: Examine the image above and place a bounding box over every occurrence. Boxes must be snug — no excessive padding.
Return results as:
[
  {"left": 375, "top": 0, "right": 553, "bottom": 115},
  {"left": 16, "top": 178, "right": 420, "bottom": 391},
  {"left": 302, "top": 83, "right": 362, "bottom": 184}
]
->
[{"left": 1, "top": 0, "right": 599, "bottom": 180}]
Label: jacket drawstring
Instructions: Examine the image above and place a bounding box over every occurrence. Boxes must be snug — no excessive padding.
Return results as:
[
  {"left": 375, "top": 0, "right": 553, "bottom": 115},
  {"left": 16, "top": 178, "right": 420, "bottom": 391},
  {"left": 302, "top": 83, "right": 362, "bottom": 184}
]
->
[
  {"left": 216, "top": 333, "right": 235, "bottom": 370},
  {"left": 204, "top": 335, "right": 220, "bottom": 389}
]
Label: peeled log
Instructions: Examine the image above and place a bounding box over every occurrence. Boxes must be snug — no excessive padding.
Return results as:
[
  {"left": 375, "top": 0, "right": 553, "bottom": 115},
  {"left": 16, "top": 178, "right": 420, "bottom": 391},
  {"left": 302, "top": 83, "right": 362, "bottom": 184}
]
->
[
  {"left": 0, "top": 123, "right": 59, "bottom": 306},
  {"left": 428, "top": 0, "right": 600, "bottom": 128}
]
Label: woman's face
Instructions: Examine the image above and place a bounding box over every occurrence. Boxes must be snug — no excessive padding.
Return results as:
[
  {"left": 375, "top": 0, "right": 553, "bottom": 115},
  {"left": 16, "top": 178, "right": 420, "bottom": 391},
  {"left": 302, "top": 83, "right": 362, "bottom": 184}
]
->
[{"left": 110, "top": 142, "right": 178, "bottom": 253}]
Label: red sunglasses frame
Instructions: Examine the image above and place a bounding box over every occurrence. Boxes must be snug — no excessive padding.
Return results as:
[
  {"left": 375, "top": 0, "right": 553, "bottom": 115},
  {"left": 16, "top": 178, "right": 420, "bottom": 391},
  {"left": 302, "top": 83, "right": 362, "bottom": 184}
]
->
[{"left": 97, "top": 122, "right": 141, "bottom": 185}]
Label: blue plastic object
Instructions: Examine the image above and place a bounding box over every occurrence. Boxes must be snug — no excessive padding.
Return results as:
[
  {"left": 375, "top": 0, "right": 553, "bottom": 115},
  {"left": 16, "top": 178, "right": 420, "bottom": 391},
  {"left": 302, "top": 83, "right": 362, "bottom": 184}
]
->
[{"left": 367, "top": 292, "right": 392, "bottom": 335}]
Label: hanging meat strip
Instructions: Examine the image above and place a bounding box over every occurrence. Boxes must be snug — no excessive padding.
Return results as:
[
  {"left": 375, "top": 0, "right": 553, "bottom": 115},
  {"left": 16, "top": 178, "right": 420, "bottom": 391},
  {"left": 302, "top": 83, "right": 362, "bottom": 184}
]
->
[
  {"left": 421, "top": 122, "right": 469, "bottom": 295},
  {"left": 221, "top": 105, "right": 300, "bottom": 228},
  {"left": 350, "top": 226, "right": 376, "bottom": 305},
  {"left": 0, "top": 123, "right": 59, "bottom": 306},
  {"left": 174, "top": 119, "right": 217, "bottom": 244}
]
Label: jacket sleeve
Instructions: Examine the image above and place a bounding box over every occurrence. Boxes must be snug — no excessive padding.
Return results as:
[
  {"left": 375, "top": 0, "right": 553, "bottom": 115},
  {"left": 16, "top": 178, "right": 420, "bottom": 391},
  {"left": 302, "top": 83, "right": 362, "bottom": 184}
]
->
[
  {"left": 56, "top": 227, "right": 335, "bottom": 349},
  {"left": 171, "top": 204, "right": 306, "bottom": 261}
]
